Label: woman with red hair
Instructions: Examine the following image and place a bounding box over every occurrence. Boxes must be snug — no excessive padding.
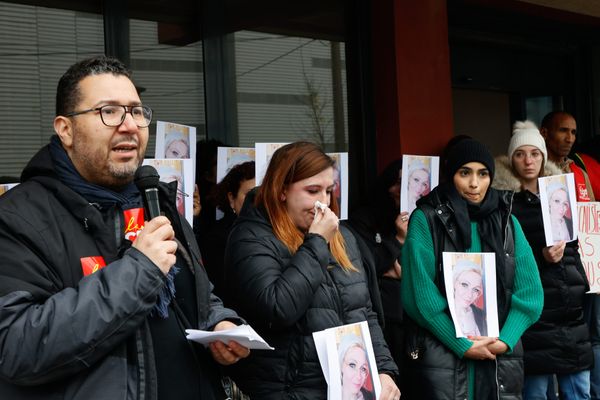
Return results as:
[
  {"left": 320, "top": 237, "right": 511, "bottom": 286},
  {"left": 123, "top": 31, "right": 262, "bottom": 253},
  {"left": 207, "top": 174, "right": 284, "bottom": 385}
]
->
[{"left": 224, "top": 142, "right": 399, "bottom": 400}]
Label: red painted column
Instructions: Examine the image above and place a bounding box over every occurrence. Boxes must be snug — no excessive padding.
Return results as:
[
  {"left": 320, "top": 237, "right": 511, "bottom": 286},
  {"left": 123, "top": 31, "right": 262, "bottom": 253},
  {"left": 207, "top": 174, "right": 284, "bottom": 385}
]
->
[{"left": 371, "top": 0, "right": 454, "bottom": 172}]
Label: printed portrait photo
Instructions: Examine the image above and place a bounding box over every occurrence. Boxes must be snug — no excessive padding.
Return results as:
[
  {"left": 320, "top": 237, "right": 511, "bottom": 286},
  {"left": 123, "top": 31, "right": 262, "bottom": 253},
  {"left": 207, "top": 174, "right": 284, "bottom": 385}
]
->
[
  {"left": 255, "top": 142, "right": 288, "bottom": 185},
  {"left": 400, "top": 155, "right": 440, "bottom": 215},
  {"left": 539, "top": 173, "right": 578, "bottom": 246},
  {"left": 0, "top": 183, "right": 18, "bottom": 196},
  {"left": 156, "top": 121, "right": 196, "bottom": 160},
  {"left": 143, "top": 158, "right": 195, "bottom": 226},
  {"left": 443, "top": 252, "right": 499, "bottom": 338},
  {"left": 216, "top": 147, "right": 256, "bottom": 184},
  {"left": 331, "top": 322, "right": 380, "bottom": 400},
  {"left": 337, "top": 332, "right": 375, "bottom": 400},
  {"left": 313, "top": 321, "right": 381, "bottom": 400},
  {"left": 326, "top": 152, "right": 349, "bottom": 220}
]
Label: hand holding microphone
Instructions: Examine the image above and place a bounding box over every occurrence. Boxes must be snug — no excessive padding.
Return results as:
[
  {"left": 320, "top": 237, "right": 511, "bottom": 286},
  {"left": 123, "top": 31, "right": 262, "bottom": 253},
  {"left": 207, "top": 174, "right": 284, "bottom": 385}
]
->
[{"left": 133, "top": 166, "right": 177, "bottom": 274}]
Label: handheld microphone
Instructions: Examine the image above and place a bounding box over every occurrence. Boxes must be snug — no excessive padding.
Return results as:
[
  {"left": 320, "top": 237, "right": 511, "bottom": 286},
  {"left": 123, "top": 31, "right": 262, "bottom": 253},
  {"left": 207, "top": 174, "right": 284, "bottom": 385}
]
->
[{"left": 134, "top": 165, "right": 161, "bottom": 220}]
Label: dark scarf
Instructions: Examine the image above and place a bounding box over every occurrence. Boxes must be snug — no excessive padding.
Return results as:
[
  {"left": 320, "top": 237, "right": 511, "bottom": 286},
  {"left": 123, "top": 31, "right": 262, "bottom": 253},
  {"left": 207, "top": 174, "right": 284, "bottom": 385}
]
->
[
  {"left": 433, "top": 182, "right": 511, "bottom": 322},
  {"left": 49, "top": 136, "right": 178, "bottom": 318},
  {"left": 436, "top": 181, "right": 500, "bottom": 250},
  {"left": 50, "top": 136, "right": 141, "bottom": 209}
]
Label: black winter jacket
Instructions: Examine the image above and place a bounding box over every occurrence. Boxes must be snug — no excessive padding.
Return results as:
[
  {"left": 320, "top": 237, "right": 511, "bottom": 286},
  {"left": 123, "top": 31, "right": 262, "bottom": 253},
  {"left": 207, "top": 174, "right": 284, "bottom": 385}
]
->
[
  {"left": 493, "top": 156, "right": 592, "bottom": 375},
  {"left": 0, "top": 145, "right": 240, "bottom": 399},
  {"left": 224, "top": 192, "right": 398, "bottom": 399},
  {"left": 513, "top": 190, "right": 592, "bottom": 374}
]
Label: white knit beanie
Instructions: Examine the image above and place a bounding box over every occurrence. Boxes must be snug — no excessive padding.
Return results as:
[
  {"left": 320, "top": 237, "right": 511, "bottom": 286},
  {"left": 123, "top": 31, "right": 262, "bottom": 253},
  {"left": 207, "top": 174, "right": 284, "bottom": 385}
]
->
[{"left": 508, "top": 120, "right": 547, "bottom": 166}]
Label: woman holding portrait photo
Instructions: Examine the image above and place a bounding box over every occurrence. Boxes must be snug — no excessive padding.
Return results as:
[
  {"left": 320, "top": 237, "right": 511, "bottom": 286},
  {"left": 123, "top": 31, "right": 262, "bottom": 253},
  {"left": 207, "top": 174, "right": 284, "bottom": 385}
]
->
[
  {"left": 224, "top": 142, "right": 400, "bottom": 400},
  {"left": 401, "top": 138, "right": 543, "bottom": 400},
  {"left": 493, "top": 120, "right": 592, "bottom": 399}
]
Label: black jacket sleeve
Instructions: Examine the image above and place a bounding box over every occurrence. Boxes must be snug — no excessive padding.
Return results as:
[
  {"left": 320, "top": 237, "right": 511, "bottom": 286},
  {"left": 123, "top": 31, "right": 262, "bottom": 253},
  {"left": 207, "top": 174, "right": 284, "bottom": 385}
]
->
[
  {"left": 0, "top": 227, "right": 165, "bottom": 387},
  {"left": 225, "top": 225, "right": 330, "bottom": 328}
]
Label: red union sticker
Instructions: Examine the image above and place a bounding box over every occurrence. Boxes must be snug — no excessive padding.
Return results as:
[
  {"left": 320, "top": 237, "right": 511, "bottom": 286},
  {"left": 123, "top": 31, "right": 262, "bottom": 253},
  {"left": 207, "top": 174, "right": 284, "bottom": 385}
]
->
[
  {"left": 577, "top": 183, "right": 591, "bottom": 201},
  {"left": 124, "top": 208, "right": 145, "bottom": 242},
  {"left": 81, "top": 256, "right": 107, "bottom": 276}
]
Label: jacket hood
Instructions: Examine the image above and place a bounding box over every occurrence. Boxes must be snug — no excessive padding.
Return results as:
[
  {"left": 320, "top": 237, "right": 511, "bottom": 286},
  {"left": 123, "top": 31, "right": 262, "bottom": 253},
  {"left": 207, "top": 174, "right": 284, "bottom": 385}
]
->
[
  {"left": 20, "top": 144, "right": 57, "bottom": 183},
  {"left": 234, "top": 187, "right": 272, "bottom": 228},
  {"left": 493, "top": 155, "right": 563, "bottom": 192}
]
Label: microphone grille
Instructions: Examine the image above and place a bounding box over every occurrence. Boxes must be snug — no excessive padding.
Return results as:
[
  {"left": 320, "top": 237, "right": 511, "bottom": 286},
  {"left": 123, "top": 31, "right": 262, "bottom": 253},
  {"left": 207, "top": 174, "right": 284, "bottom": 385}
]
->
[{"left": 134, "top": 165, "right": 160, "bottom": 190}]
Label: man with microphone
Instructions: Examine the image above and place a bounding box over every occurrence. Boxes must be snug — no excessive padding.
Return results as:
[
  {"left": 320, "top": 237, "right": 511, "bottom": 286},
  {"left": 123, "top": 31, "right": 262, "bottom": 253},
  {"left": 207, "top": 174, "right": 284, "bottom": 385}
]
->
[{"left": 0, "top": 56, "right": 249, "bottom": 399}]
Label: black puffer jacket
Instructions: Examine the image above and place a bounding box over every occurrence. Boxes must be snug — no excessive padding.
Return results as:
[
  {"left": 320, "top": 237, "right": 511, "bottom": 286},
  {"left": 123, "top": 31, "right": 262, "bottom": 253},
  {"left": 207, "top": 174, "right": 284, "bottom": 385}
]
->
[
  {"left": 224, "top": 191, "right": 397, "bottom": 399},
  {"left": 0, "top": 145, "right": 240, "bottom": 399},
  {"left": 493, "top": 156, "right": 592, "bottom": 375}
]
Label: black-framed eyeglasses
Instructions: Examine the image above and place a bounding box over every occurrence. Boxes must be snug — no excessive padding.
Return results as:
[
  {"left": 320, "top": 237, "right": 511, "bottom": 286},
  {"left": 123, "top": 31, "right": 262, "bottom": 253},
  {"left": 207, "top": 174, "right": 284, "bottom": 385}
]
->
[{"left": 65, "top": 105, "right": 153, "bottom": 128}]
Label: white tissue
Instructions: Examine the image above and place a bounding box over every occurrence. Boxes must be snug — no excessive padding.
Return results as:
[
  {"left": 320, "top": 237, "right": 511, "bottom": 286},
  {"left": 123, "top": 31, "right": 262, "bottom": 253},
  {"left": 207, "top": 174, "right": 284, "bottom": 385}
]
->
[{"left": 314, "top": 201, "right": 327, "bottom": 212}]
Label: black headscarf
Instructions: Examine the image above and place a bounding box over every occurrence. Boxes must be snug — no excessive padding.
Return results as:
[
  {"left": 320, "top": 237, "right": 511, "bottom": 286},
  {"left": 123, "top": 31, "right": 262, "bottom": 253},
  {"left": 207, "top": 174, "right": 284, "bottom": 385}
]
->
[
  {"left": 439, "top": 139, "right": 499, "bottom": 249},
  {"left": 433, "top": 182, "right": 500, "bottom": 250}
]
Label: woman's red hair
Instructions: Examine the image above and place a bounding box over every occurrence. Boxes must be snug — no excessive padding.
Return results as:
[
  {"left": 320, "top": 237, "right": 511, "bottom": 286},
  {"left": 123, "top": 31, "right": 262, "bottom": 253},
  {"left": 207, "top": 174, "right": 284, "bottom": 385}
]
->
[{"left": 256, "top": 142, "right": 356, "bottom": 272}]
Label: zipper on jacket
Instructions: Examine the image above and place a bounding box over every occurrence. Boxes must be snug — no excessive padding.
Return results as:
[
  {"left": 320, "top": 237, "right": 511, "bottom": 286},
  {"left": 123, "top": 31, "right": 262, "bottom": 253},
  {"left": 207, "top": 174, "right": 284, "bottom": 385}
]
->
[
  {"left": 503, "top": 191, "right": 515, "bottom": 253},
  {"left": 494, "top": 358, "right": 500, "bottom": 399},
  {"left": 114, "top": 207, "right": 123, "bottom": 250}
]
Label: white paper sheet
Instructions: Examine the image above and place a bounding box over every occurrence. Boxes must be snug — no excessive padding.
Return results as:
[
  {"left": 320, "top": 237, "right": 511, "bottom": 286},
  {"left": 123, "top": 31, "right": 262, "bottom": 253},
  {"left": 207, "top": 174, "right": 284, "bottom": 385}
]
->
[
  {"left": 312, "top": 321, "right": 380, "bottom": 400},
  {"left": 185, "top": 324, "right": 274, "bottom": 350},
  {"left": 400, "top": 154, "right": 440, "bottom": 216}
]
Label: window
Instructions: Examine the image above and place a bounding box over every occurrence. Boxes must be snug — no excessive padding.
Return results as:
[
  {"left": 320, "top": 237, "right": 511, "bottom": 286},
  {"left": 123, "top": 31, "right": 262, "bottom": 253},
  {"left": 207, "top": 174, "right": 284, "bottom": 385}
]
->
[
  {"left": 128, "top": 17, "right": 205, "bottom": 157},
  {"left": 234, "top": 31, "right": 348, "bottom": 151},
  {"left": 0, "top": 2, "right": 103, "bottom": 178}
]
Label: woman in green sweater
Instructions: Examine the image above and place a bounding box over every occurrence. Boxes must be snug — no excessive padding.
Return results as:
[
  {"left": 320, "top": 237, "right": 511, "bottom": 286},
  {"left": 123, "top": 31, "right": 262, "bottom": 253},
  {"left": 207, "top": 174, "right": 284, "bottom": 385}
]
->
[{"left": 401, "top": 139, "right": 543, "bottom": 400}]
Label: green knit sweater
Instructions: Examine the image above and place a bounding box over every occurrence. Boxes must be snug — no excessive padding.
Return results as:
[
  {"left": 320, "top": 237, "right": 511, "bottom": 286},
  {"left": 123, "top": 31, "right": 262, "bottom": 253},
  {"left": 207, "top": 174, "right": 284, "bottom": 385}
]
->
[{"left": 401, "top": 209, "right": 543, "bottom": 358}]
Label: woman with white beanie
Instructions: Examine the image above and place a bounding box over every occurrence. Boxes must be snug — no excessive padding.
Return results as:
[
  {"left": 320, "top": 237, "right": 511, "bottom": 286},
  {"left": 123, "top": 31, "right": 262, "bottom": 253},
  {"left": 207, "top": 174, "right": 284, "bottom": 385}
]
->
[{"left": 493, "top": 120, "right": 592, "bottom": 400}]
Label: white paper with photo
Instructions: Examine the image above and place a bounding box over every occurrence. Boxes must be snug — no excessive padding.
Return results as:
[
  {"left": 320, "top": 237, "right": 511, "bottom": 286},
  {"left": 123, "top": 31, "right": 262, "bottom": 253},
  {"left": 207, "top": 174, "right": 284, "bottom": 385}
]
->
[
  {"left": 215, "top": 147, "right": 257, "bottom": 220},
  {"left": 400, "top": 155, "right": 439, "bottom": 216},
  {"left": 255, "top": 143, "right": 288, "bottom": 186},
  {"left": 143, "top": 158, "right": 194, "bottom": 226},
  {"left": 539, "top": 173, "right": 578, "bottom": 247},
  {"left": 312, "top": 330, "right": 331, "bottom": 385},
  {"left": 443, "top": 252, "right": 499, "bottom": 338},
  {"left": 326, "top": 152, "right": 348, "bottom": 220},
  {"left": 155, "top": 121, "right": 196, "bottom": 181},
  {"left": 0, "top": 183, "right": 18, "bottom": 197},
  {"left": 216, "top": 147, "right": 256, "bottom": 184},
  {"left": 314, "top": 321, "right": 380, "bottom": 400}
]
